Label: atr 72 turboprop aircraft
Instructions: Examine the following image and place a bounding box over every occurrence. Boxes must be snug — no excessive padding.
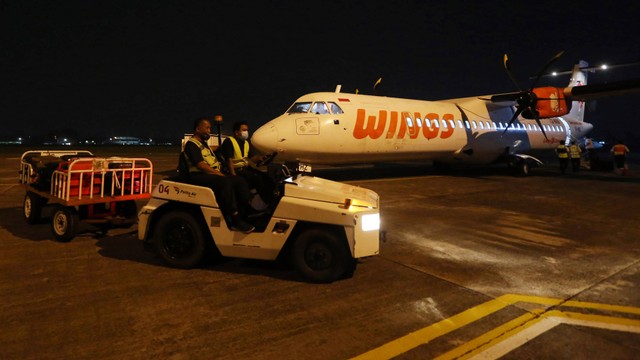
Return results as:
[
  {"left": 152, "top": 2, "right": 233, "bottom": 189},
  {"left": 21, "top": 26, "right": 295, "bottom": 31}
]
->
[{"left": 251, "top": 53, "right": 640, "bottom": 175}]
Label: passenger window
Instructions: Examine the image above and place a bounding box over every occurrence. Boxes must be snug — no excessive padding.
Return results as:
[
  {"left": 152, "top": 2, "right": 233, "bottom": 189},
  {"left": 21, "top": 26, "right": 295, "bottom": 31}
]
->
[
  {"left": 479, "top": 121, "right": 484, "bottom": 129},
  {"left": 485, "top": 121, "right": 490, "bottom": 129},
  {"left": 416, "top": 118, "right": 422, "bottom": 127},
  {"left": 450, "top": 120, "right": 456, "bottom": 128},
  {"left": 458, "top": 120, "right": 463, "bottom": 128},
  {"left": 406, "top": 116, "right": 413, "bottom": 127},
  {"left": 287, "top": 102, "right": 312, "bottom": 113},
  {"left": 441, "top": 119, "right": 448, "bottom": 128},
  {"left": 311, "top": 102, "right": 329, "bottom": 114},
  {"left": 472, "top": 121, "right": 477, "bottom": 129},
  {"left": 425, "top": 119, "right": 431, "bottom": 127},
  {"left": 465, "top": 120, "right": 470, "bottom": 129},
  {"left": 328, "top": 102, "right": 344, "bottom": 114}
]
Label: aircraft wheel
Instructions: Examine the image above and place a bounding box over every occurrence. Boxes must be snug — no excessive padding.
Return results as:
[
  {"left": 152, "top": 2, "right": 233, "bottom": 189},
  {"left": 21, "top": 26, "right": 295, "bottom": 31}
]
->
[
  {"left": 24, "top": 191, "right": 46, "bottom": 224},
  {"left": 154, "top": 211, "right": 206, "bottom": 269},
  {"left": 50, "top": 205, "right": 79, "bottom": 242},
  {"left": 517, "top": 160, "right": 530, "bottom": 177},
  {"left": 292, "top": 228, "right": 350, "bottom": 283}
]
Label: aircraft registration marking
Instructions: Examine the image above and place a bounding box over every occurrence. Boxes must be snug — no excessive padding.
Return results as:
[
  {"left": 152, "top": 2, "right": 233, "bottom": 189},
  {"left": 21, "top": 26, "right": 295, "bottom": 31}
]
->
[{"left": 351, "top": 294, "right": 640, "bottom": 359}]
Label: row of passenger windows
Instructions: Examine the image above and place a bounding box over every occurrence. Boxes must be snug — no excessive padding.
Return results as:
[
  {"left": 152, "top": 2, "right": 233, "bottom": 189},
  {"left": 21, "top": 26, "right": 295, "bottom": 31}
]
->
[
  {"left": 286, "top": 101, "right": 564, "bottom": 133},
  {"left": 407, "top": 117, "right": 564, "bottom": 133},
  {"left": 288, "top": 101, "right": 344, "bottom": 115}
]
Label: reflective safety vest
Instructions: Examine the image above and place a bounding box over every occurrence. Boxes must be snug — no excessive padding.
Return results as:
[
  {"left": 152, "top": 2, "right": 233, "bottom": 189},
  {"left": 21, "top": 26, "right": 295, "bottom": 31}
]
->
[
  {"left": 556, "top": 144, "right": 569, "bottom": 158},
  {"left": 229, "top": 137, "right": 250, "bottom": 169},
  {"left": 569, "top": 144, "right": 581, "bottom": 158},
  {"left": 187, "top": 138, "right": 221, "bottom": 172},
  {"left": 612, "top": 144, "right": 629, "bottom": 156}
]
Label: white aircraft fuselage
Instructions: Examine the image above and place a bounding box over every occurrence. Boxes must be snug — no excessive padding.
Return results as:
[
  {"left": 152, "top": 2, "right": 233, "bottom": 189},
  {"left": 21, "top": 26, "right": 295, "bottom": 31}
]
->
[{"left": 252, "top": 92, "right": 592, "bottom": 166}]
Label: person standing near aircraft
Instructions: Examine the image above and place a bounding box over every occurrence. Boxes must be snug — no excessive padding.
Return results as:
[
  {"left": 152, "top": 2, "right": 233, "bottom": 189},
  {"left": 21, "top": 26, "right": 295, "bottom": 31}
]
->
[
  {"left": 183, "top": 118, "right": 255, "bottom": 233},
  {"left": 221, "top": 121, "right": 274, "bottom": 206},
  {"left": 569, "top": 140, "right": 582, "bottom": 172},
  {"left": 555, "top": 143, "right": 570, "bottom": 174},
  {"left": 611, "top": 141, "right": 630, "bottom": 175}
]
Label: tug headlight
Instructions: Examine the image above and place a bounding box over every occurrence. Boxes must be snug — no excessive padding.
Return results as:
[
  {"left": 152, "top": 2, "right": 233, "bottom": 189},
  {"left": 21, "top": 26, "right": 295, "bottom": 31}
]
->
[{"left": 361, "top": 213, "right": 380, "bottom": 232}]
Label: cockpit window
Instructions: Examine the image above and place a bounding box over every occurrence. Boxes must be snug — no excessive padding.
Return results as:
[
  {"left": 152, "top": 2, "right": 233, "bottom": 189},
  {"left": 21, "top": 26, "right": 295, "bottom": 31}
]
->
[
  {"left": 311, "top": 102, "right": 330, "bottom": 114},
  {"left": 287, "top": 102, "right": 312, "bottom": 113},
  {"left": 328, "top": 102, "right": 344, "bottom": 114}
]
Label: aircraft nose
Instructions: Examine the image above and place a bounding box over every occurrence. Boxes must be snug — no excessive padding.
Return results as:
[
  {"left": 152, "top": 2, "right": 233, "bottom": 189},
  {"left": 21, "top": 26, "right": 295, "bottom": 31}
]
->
[{"left": 252, "top": 124, "right": 278, "bottom": 153}]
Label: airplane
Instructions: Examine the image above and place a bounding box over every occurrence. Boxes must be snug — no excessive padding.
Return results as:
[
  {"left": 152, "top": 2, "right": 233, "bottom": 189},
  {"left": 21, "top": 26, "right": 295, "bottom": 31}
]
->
[{"left": 251, "top": 53, "right": 640, "bottom": 175}]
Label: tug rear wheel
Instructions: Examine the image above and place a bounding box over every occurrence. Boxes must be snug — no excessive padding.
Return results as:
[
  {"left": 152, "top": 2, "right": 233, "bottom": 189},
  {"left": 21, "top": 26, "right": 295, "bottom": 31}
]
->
[{"left": 154, "top": 211, "right": 206, "bottom": 269}]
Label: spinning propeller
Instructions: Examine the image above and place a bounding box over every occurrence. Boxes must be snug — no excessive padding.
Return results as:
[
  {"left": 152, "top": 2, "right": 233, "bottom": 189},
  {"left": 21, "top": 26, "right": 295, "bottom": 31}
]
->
[{"left": 493, "top": 50, "right": 567, "bottom": 140}]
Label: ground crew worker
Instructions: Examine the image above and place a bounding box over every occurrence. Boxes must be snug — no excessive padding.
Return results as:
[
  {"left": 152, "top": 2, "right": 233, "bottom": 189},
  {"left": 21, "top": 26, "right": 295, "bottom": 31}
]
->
[
  {"left": 555, "top": 142, "right": 569, "bottom": 174},
  {"left": 611, "top": 140, "right": 630, "bottom": 174},
  {"left": 183, "top": 118, "right": 254, "bottom": 233},
  {"left": 568, "top": 140, "right": 582, "bottom": 172},
  {"left": 221, "top": 121, "right": 274, "bottom": 206}
]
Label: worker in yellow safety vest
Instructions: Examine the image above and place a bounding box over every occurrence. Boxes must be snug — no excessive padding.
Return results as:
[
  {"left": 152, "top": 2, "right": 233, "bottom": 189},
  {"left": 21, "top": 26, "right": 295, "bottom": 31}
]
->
[
  {"left": 568, "top": 140, "right": 582, "bottom": 172},
  {"left": 183, "top": 118, "right": 254, "bottom": 233},
  {"left": 221, "top": 121, "right": 275, "bottom": 205},
  {"left": 555, "top": 142, "right": 569, "bottom": 174},
  {"left": 611, "top": 141, "right": 630, "bottom": 173}
]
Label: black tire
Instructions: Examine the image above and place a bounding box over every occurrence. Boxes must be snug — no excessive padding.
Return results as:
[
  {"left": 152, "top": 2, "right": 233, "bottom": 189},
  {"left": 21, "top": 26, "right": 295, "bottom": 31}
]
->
[
  {"left": 154, "top": 211, "right": 207, "bottom": 269},
  {"left": 292, "top": 228, "right": 350, "bottom": 283},
  {"left": 50, "top": 205, "right": 79, "bottom": 242},
  {"left": 118, "top": 200, "right": 138, "bottom": 219},
  {"left": 24, "top": 192, "right": 45, "bottom": 224},
  {"left": 517, "top": 161, "right": 530, "bottom": 177}
]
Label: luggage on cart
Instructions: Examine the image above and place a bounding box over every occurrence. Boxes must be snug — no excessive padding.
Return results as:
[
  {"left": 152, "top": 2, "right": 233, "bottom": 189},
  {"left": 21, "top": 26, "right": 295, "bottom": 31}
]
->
[{"left": 19, "top": 150, "right": 153, "bottom": 242}]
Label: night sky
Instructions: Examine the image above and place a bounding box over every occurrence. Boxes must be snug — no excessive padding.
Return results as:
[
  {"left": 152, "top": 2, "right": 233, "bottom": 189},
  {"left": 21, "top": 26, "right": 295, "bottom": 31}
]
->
[{"left": 2, "top": 0, "right": 640, "bottom": 144}]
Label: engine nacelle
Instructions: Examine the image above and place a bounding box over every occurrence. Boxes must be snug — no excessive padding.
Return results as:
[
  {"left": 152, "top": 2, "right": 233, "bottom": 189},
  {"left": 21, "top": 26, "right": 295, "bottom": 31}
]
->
[{"left": 526, "top": 87, "right": 571, "bottom": 118}]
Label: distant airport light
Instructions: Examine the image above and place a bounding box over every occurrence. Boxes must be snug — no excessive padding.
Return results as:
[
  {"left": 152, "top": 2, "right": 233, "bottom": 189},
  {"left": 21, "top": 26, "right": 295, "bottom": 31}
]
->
[
  {"left": 600, "top": 64, "right": 608, "bottom": 70},
  {"left": 552, "top": 72, "right": 557, "bottom": 76}
]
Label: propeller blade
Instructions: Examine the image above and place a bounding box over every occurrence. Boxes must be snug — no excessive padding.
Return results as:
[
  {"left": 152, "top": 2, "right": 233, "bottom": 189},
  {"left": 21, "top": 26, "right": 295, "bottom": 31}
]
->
[
  {"left": 503, "top": 54, "right": 522, "bottom": 91},
  {"left": 534, "top": 113, "right": 548, "bottom": 141},
  {"left": 530, "top": 50, "right": 565, "bottom": 89},
  {"left": 502, "top": 106, "right": 523, "bottom": 136}
]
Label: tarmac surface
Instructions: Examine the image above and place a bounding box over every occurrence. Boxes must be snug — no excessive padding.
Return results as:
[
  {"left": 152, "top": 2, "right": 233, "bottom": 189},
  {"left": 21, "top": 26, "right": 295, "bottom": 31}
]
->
[{"left": 1, "top": 146, "right": 639, "bottom": 359}]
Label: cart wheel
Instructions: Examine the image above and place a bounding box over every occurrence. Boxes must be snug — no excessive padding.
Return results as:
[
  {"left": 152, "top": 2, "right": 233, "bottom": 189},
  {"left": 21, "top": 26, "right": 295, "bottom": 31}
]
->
[
  {"left": 24, "top": 192, "right": 46, "bottom": 224},
  {"left": 118, "top": 200, "right": 138, "bottom": 220},
  {"left": 51, "top": 205, "right": 79, "bottom": 242}
]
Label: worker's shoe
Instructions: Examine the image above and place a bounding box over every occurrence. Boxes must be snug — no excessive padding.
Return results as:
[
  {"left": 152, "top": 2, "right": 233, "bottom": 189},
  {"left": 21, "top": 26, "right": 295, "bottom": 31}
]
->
[{"left": 230, "top": 215, "right": 255, "bottom": 234}]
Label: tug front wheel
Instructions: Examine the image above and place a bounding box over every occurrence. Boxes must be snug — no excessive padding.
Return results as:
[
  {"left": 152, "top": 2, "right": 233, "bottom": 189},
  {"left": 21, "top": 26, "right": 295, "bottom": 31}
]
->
[{"left": 292, "top": 228, "right": 352, "bottom": 283}]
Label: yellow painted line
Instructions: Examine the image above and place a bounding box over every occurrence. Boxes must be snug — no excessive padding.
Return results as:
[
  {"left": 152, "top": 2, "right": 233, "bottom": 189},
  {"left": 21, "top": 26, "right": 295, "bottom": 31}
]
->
[
  {"left": 350, "top": 296, "right": 514, "bottom": 360},
  {"left": 352, "top": 294, "right": 640, "bottom": 360},
  {"left": 464, "top": 310, "right": 640, "bottom": 360},
  {"left": 434, "top": 309, "right": 546, "bottom": 360}
]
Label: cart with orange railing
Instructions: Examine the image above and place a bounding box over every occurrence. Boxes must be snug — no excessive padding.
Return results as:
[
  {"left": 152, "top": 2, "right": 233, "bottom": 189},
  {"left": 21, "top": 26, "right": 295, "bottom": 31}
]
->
[{"left": 19, "top": 150, "right": 153, "bottom": 241}]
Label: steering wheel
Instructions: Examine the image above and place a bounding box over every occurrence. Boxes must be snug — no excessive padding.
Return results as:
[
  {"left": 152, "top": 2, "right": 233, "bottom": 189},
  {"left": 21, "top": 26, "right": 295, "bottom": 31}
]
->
[{"left": 255, "top": 152, "right": 278, "bottom": 167}]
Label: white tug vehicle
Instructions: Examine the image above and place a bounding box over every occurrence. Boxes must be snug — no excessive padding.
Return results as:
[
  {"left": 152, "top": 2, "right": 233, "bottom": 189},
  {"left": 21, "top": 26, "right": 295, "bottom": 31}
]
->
[{"left": 138, "top": 163, "right": 380, "bottom": 283}]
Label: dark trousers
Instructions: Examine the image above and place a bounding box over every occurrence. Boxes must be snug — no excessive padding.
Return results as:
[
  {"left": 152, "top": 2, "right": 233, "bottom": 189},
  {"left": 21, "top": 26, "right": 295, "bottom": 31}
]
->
[
  {"left": 571, "top": 158, "right": 580, "bottom": 172},
  {"left": 235, "top": 167, "right": 275, "bottom": 203},
  {"left": 189, "top": 173, "right": 251, "bottom": 216},
  {"left": 558, "top": 158, "right": 568, "bottom": 174},
  {"left": 614, "top": 155, "right": 626, "bottom": 169}
]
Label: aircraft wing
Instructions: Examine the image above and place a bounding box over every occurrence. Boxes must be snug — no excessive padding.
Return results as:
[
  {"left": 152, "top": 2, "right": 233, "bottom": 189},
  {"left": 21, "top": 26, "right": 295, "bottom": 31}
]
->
[
  {"left": 484, "top": 78, "right": 640, "bottom": 104},
  {"left": 566, "top": 78, "right": 640, "bottom": 100}
]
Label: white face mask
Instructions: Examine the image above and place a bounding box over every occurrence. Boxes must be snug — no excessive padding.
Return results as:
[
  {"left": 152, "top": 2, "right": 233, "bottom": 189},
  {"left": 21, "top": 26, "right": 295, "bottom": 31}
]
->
[{"left": 240, "top": 130, "right": 249, "bottom": 140}]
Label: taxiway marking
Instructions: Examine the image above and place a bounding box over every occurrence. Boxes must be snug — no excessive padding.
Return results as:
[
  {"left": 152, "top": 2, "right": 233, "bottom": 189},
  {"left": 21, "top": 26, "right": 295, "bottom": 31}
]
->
[{"left": 352, "top": 294, "right": 640, "bottom": 360}]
